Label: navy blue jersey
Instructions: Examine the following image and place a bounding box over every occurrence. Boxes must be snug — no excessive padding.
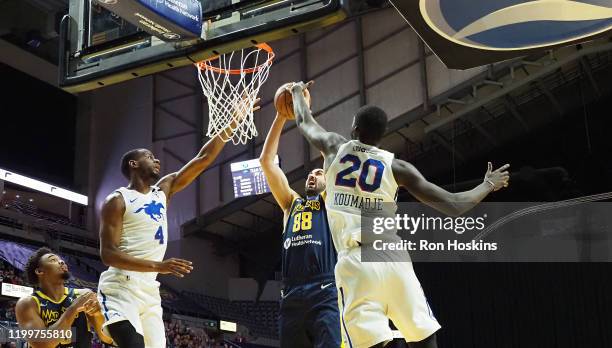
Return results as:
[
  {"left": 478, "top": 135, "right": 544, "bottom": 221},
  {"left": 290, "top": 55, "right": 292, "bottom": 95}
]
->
[
  {"left": 32, "top": 287, "right": 92, "bottom": 348},
  {"left": 282, "top": 195, "right": 337, "bottom": 282}
]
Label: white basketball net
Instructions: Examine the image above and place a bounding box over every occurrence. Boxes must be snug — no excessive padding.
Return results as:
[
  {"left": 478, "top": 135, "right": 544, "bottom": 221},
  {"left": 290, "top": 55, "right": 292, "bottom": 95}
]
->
[{"left": 196, "top": 45, "right": 274, "bottom": 145}]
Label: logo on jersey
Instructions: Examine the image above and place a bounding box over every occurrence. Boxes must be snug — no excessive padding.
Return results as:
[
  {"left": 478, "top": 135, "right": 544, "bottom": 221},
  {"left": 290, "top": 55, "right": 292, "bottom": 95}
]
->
[
  {"left": 284, "top": 238, "right": 292, "bottom": 250},
  {"left": 135, "top": 200, "right": 165, "bottom": 222},
  {"left": 420, "top": 0, "right": 612, "bottom": 50},
  {"left": 41, "top": 308, "right": 65, "bottom": 325},
  {"left": 294, "top": 199, "right": 321, "bottom": 212}
]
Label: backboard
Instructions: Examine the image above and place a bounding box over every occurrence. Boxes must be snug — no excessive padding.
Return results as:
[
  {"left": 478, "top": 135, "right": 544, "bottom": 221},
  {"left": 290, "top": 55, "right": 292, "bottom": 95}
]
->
[{"left": 59, "top": 0, "right": 351, "bottom": 93}]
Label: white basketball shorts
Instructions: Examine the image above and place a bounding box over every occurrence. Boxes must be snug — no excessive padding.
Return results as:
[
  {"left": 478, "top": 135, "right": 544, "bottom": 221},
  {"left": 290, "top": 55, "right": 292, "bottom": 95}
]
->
[
  {"left": 97, "top": 269, "right": 165, "bottom": 348},
  {"left": 335, "top": 247, "right": 441, "bottom": 348}
]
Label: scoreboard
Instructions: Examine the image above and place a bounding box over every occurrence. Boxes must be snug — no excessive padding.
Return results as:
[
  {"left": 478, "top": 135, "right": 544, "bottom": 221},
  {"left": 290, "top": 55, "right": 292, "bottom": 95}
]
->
[{"left": 231, "top": 156, "right": 279, "bottom": 198}]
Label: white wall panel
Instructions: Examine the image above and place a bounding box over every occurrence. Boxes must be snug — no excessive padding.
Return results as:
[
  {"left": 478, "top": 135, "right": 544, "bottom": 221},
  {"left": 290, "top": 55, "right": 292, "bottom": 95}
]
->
[
  {"left": 362, "top": 7, "right": 408, "bottom": 47},
  {"left": 307, "top": 21, "right": 357, "bottom": 79},
  {"left": 364, "top": 28, "right": 420, "bottom": 86},
  {"left": 426, "top": 54, "right": 487, "bottom": 97},
  {"left": 269, "top": 35, "right": 300, "bottom": 60},
  {"left": 366, "top": 63, "right": 423, "bottom": 120},
  {"left": 154, "top": 106, "right": 198, "bottom": 139},
  {"left": 309, "top": 57, "right": 360, "bottom": 114},
  {"left": 278, "top": 126, "right": 306, "bottom": 172}
]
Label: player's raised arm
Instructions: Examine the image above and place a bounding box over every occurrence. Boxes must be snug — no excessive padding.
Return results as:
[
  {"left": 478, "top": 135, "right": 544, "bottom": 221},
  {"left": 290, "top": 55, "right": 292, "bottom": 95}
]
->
[
  {"left": 259, "top": 113, "right": 300, "bottom": 213},
  {"left": 393, "top": 159, "right": 510, "bottom": 216},
  {"left": 290, "top": 81, "right": 345, "bottom": 160},
  {"left": 157, "top": 98, "right": 261, "bottom": 198},
  {"left": 99, "top": 193, "right": 193, "bottom": 277}
]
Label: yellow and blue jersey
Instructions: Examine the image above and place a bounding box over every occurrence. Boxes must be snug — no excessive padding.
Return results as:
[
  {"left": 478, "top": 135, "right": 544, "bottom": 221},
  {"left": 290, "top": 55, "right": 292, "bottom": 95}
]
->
[
  {"left": 32, "top": 287, "right": 92, "bottom": 348},
  {"left": 281, "top": 194, "right": 337, "bottom": 283}
]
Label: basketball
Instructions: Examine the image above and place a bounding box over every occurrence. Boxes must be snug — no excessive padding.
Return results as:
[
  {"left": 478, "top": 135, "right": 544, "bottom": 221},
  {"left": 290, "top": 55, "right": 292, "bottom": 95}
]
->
[{"left": 274, "top": 83, "right": 311, "bottom": 120}]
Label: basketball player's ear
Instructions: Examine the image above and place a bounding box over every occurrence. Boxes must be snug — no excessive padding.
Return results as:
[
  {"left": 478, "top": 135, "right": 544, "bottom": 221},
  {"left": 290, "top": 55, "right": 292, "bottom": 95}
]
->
[
  {"left": 129, "top": 159, "right": 138, "bottom": 170},
  {"left": 350, "top": 126, "right": 358, "bottom": 140},
  {"left": 35, "top": 267, "right": 44, "bottom": 278}
]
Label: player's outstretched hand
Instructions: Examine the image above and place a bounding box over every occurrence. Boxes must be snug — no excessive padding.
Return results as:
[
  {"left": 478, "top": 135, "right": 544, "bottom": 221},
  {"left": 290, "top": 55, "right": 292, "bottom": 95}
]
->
[
  {"left": 484, "top": 162, "right": 510, "bottom": 191},
  {"left": 286, "top": 80, "right": 314, "bottom": 92},
  {"left": 156, "top": 258, "right": 193, "bottom": 278}
]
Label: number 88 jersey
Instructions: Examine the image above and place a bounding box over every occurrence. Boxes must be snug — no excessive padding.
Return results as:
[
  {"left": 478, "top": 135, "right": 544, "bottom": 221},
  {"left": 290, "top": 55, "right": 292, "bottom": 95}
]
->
[
  {"left": 325, "top": 140, "right": 399, "bottom": 252},
  {"left": 282, "top": 195, "right": 337, "bottom": 281}
]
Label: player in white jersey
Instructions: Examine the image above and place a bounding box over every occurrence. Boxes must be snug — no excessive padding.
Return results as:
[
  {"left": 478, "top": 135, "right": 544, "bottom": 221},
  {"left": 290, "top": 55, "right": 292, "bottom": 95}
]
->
[
  {"left": 290, "top": 81, "right": 510, "bottom": 348},
  {"left": 97, "top": 102, "right": 258, "bottom": 348}
]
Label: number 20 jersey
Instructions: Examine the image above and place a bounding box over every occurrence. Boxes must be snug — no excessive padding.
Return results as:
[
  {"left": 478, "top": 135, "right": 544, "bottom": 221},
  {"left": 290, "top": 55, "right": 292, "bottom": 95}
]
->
[{"left": 325, "top": 140, "right": 398, "bottom": 252}]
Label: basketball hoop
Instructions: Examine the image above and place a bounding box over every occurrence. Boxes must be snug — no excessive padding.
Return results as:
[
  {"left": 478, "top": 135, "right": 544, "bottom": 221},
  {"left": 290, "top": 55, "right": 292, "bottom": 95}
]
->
[{"left": 196, "top": 43, "right": 275, "bottom": 145}]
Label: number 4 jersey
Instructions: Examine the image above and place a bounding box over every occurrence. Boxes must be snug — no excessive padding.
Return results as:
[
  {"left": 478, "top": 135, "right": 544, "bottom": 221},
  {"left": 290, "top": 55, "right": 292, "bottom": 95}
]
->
[
  {"left": 106, "top": 186, "right": 168, "bottom": 281},
  {"left": 325, "top": 140, "right": 399, "bottom": 252}
]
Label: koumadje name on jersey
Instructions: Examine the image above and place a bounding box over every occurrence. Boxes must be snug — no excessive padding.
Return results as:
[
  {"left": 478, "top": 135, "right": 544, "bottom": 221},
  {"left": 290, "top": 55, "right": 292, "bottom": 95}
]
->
[{"left": 333, "top": 192, "right": 384, "bottom": 210}]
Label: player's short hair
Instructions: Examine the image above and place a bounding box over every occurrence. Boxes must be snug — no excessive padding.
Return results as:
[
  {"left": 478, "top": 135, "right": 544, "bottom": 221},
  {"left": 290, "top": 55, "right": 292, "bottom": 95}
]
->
[
  {"left": 120, "top": 149, "right": 144, "bottom": 179},
  {"left": 354, "top": 105, "right": 388, "bottom": 143},
  {"left": 24, "top": 247, "right": 53, "bottom": 285}
]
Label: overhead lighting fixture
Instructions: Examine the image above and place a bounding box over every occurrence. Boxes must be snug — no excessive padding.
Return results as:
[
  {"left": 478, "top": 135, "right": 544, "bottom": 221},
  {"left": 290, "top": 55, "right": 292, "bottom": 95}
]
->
[
  {"left": 15, "top": 195, "right": 20, "bottom": 199},
  {"left": 0, "top": 168, "right": 88, "bottom": 205}
]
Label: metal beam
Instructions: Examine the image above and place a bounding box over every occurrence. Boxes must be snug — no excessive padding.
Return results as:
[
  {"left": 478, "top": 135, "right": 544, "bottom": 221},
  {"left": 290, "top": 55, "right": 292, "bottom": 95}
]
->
[
  {"left": 241, "top": 208, "right": 279, "bottom": 226},
  {"left": 163, "top": 147, "right": 189, "bottom": 164},
  {"left": 430, "top": 131, "right": 465, "bottom": 162},
  {"left": 300, "top": 33, "right": 312, "bottom": 173},
  {"left": 579, "top": 57, "right": 601, "bottom": 98},
  {"left": 536, "top": 79, "right": 564, "bottom": 116},
  {"left": 154, "top": 130, "right": 198, "bottom": 142},
  {"left": 196, "top": 90, "right": 205, "bottom": 216},
  {"left": 152, "top": 75, "right": 157, "bottom": 143},
  {"left": 418, "top": 39, "right": 430, "bottom": 111},
  {"left": 219, "top": 218, "right": 259, "bottom": 235},
  {"left": 158, "top": 72, "right": 199, "bottom": 93},
  {"left": 444, "top": 104, "right": 497, "bottom": 147},
  {"left": 384, "top": 58, "right": 524, "bottom": 137},
  {"left": 356, "top": 17, "right": 366, "bottom": 106},
  {"left": 424, "top": 42, "right": 612, "bottom": 133},
  {"left": 464, "top": 117, "right": 498, "bottom": 146},
  {"left": 157, "top": 104, "right": 197, "bottom": 129},
  {"left": 502, "top": 97, "right": 530, "bottom": 131},
  {"left": 156, "top": 91, "right": 198, "bottom": 105},
  {"left": 305, "top": 20, "right": 353, "bottom": 45}
]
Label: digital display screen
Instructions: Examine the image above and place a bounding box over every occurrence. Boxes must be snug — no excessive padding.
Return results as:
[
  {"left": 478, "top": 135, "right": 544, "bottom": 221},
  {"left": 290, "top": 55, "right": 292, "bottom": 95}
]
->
[
  {"left": 1, "top": 282, "right": 33, "bottom": 298},
  {"left": 88, "top": 0, "right": 265, "bottom": 47},
  {"left": 230, "top": 155, "right": 279, "bottom": 198},
  {"left": 220, "top": 320, "right": 237, "bottom": 332}
]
